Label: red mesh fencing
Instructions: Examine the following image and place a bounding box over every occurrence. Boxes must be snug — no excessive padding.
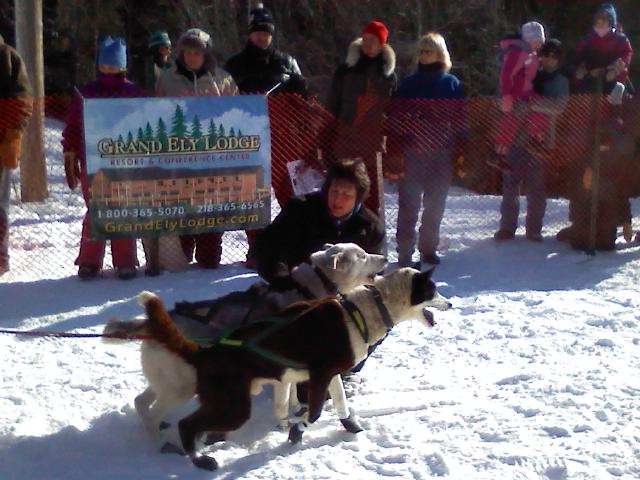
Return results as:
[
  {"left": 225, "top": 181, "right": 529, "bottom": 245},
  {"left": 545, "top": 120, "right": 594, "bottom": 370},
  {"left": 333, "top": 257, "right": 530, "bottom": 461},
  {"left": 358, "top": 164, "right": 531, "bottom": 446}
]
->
[{"left": 1, "top": 92, "right": 639, "bottom": 282}]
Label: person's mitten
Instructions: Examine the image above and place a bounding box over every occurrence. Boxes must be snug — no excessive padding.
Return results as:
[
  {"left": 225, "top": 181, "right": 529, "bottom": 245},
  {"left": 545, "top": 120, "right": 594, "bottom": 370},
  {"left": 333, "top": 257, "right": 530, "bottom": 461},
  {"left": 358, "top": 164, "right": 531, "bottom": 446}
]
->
[
  {"left": 63, "top": 151, "right": 80, "bottom": 190},
  {"left": 606, "top": 59, "right": 626, "bottom": 83},
  {"left": 582, "top": 167, "right": 593, "bottom": 191},
  {"left": 269, "top": 261, "right": 296, "bottom": 292},
  {"left": 0, "top": 129, "right": 24, "bottom": 169}
]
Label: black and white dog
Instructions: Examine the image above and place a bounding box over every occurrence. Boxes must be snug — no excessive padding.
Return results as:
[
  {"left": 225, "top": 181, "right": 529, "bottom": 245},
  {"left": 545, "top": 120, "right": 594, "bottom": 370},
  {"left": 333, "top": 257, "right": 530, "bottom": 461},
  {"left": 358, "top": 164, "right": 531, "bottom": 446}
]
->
[
  {"left": 137, "top": 266, "right": 451, "bottom": 470},
  {"left": 104, "top": 243, "right": 386, "bottom": 439}
]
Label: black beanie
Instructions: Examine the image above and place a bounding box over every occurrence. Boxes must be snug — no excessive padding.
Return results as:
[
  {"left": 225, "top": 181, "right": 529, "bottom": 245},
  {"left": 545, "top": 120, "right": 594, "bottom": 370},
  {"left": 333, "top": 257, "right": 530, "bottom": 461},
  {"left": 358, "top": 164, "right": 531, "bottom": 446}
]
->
[
  {"left": 249, "top": 3, "right": 275, "bottom": 34},
  {"left": 539, "top": 38, "right": 564, "bottom": 61}
]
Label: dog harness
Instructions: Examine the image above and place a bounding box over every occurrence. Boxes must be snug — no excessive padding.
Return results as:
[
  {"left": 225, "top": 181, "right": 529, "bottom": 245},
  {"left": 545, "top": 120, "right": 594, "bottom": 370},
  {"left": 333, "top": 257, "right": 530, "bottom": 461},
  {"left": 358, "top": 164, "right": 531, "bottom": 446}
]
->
[
  {"left": 338, "top": 285, "right": 394, "bottom": 344},
  {"left": 174, "top": 291, "right": 265, "bottom": 327},
  {"left": 216, "top": 317, "right": 307, "bottom": 370}
]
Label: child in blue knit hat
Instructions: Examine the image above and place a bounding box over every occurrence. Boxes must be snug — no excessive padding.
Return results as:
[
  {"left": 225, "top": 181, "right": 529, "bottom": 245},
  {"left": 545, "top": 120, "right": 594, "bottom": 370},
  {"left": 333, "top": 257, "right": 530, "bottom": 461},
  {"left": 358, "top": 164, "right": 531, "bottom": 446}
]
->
[
  {"left": 98, "top": 36, "right": 127, "bottom": 72},
  {"left": 62, "top": 36, "right": 145, "bottom": 280}
]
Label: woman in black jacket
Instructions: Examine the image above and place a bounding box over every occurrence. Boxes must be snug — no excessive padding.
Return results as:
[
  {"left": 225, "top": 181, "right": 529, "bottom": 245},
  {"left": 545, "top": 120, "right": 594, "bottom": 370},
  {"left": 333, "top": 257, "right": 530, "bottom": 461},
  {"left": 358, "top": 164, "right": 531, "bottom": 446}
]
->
[{"left": 254, "top": 158, "right": 385, "bottom": 290}]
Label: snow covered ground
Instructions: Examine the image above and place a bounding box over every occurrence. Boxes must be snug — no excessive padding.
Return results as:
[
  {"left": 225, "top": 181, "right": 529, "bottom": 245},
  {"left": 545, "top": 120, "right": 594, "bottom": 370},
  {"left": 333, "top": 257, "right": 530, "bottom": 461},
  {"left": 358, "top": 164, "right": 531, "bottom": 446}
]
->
[{"left": 0, "top": 120, "right": 639, "bottom": 479}]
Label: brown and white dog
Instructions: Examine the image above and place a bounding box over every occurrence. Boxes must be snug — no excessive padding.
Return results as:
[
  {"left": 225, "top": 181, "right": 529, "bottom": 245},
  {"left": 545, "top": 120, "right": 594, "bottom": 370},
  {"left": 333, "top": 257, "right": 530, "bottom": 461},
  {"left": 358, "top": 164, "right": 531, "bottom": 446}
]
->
[
  {"left": 103, "top": 243, "right": 386, "bottom": 441},
  {"left": 137, "top": 267, "right": 451, "bottom": 470}
]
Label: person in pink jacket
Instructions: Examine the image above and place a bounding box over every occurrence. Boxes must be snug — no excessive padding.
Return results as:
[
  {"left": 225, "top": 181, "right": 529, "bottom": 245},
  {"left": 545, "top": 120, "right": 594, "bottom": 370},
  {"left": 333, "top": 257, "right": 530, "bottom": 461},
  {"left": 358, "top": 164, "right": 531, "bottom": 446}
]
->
[{"left": 494, "top": 21, "right": 545, "bottom": 156}]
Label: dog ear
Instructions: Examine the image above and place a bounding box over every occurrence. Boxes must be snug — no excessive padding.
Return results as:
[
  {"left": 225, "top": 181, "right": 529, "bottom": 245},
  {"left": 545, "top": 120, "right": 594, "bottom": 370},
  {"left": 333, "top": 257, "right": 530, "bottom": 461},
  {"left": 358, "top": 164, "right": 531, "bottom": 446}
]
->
[
  {"left": 411, "top": 269, "right": 436, "bottom": 305},
  {"left": 331, "top": 252, "right": 342, "bottom": 270},
  {"left": 332, "top": 251, "right": 353, "bottom": 271},
  {"left": 322, "top": 243, "right": 334, "bottom": 251}
]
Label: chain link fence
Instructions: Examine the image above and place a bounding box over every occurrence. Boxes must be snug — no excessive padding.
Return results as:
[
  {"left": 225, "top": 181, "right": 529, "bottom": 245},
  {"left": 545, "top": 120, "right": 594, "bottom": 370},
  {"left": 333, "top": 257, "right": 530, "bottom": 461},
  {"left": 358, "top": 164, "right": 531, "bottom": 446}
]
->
[{"left": 2, "top": 91, "right": 639, "bottom": 283}]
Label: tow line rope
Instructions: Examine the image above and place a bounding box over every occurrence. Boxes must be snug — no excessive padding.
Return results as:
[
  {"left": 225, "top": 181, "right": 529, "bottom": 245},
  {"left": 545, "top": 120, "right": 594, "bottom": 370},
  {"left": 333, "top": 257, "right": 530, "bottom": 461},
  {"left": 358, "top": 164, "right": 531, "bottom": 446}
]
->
[
  {"left": 0, "top": 328, "right": 151, "bottom": 340},
  {"left": 0, "top": 328, "right": 224, "bottom": 344}
]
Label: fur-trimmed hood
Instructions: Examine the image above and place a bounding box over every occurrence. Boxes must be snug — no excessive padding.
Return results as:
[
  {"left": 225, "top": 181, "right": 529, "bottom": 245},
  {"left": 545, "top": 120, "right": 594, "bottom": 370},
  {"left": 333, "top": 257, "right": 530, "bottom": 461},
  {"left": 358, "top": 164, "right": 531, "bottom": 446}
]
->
[{"left": 345, "top": 38, "right": 396, "bottom": 77}]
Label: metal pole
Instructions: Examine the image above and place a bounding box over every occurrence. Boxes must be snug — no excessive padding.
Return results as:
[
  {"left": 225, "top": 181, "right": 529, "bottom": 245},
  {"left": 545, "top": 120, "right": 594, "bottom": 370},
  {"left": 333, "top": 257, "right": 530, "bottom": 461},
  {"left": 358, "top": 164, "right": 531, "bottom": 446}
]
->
[{"left": 15, "top": 0, "right": 48, "bottom": 202}]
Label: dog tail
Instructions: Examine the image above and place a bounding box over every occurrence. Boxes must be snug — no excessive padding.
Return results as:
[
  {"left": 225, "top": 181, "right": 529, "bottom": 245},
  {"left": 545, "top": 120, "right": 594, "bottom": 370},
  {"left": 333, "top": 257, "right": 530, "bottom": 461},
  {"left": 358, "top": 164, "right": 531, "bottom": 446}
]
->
[
  {"left": 102, "top": 318, "right": 149, "bottom": 344},
  {"left": 138, "top": 291, "right": 199, "bottom": 363}
]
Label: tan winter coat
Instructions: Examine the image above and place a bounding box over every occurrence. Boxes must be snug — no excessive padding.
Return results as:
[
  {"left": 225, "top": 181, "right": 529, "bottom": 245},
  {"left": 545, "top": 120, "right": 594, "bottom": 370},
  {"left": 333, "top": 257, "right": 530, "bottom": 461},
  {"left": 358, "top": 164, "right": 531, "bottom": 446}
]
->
[
  {"left": 146, "top": 63, "right": 239, "bottom": 272},
  {"left": 156, "top": 65, "right": 238, "bottom": 97}
]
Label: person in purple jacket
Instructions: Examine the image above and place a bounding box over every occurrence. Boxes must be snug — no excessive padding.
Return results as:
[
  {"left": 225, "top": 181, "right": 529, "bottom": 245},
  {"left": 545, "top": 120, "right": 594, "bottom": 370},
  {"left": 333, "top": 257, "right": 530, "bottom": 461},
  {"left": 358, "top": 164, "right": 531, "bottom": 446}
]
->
[
  {"left": 393, "top": 32, "right": 465, "bottom": 266},
  {"left": 62, "top": 37, "right": 144, "bottom": 280}
]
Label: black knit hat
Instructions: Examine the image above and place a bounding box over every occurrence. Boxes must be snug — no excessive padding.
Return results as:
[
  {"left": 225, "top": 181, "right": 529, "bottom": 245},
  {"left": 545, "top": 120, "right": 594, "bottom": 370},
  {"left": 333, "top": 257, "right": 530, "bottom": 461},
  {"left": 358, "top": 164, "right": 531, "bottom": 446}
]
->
[
  {"left": 539, "top": 38, "right": 564, "bottom": 61},
  {"left": 249, "top": 3, "right": 275, "bottom": 34}
]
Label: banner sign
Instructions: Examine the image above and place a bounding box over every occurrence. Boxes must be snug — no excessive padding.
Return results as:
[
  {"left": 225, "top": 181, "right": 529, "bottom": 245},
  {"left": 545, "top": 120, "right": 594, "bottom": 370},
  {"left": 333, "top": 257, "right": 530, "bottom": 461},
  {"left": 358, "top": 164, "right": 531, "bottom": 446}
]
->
[{"left": 83, "top": 95, "right": 271, "bottom": 239}]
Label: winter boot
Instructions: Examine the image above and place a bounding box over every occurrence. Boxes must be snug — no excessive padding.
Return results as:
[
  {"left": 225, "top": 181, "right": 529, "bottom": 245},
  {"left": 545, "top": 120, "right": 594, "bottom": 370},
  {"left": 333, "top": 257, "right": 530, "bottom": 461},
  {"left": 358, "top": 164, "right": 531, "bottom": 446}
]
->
[
  {"left": 420, "top": 252, "right": 441, "bottom": 265},
  {"left": 78, "top": 265, "right": 100, "bottom": 280},
  {"left": 493, "top": 229, "right": 515, "bottom": 241}
]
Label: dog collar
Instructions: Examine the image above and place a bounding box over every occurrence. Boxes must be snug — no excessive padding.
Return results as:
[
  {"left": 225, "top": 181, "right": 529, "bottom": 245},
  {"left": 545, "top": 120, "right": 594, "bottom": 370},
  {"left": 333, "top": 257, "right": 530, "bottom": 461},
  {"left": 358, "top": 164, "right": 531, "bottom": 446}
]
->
[
  {"left": 292, "top": 266, "right": 338, "bottom": 300},
  {"left": 312, "top": 266, "right": 338, "bottom": 295},
  {"left": 363, "top": 285, "right": 395, "bottom": 332}
]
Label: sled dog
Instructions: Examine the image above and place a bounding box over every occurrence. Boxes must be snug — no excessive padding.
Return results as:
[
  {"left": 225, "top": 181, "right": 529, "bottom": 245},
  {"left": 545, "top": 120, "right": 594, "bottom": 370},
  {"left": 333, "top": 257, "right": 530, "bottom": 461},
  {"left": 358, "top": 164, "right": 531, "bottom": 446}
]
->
[
  {"left": 137, "top": 266, "right": 451, "bottom": 470},
  {"left": 104, "top": 243, "right": 386, "bottom": 439}
]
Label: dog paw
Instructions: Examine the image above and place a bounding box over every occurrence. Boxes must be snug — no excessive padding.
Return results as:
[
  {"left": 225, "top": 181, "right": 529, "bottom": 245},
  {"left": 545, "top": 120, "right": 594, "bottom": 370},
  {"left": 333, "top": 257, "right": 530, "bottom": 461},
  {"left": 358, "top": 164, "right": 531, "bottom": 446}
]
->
[
  {"left": 288, "top": 423, "right": 306, "bottom": 444},
  {"left": 191, "top": 454, "right": 219, "bottom": 471},
  {"left": 340, "top": 410, "right": 364, "bottom": 433}
]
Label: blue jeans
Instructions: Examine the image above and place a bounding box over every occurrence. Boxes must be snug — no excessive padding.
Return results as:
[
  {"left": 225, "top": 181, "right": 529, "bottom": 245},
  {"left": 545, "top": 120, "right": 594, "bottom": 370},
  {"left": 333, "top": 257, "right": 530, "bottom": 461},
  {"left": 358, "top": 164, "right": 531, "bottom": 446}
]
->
[
  {"left": 396, "top": 149, "right": 453, "bottom": 257},
  {"left": 0, "top": 167, "right": 11, "bottom": 268},
  {"left": 498, "top": 146, "right": 546, "bottom": 234}
]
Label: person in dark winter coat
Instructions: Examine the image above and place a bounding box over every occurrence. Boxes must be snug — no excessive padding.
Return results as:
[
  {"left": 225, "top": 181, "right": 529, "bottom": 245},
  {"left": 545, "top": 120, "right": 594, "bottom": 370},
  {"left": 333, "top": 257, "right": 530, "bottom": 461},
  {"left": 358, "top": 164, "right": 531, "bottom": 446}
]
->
[
  {"left": 494, "top": 38, "right": 569, "bottom": 243},
  {"left": 393, "top": 32, "right": 465, "bottom": 266},
  {"left": 139, "top": 30, "right": 173, "bottom": 94},
  {"left": 253, "top": 158, "right": 385, "bottom": 290},
  {"left": 62, "top": 37, "right": 144, "bottom": 280},
  {"left": 573, "top": 3, "right": 632, "bottom": 94},
  {"left": 325, "top": 21, "right": 397, "bottom": 216},
  {"left": 0, "top": 34, "right": 32, "bottom": 275},
  {"left": 224, "top": 3, "right": 307, "bottom": 96},
  {"left": 224, "top": 3, "right": 307, "bottom": 268}
]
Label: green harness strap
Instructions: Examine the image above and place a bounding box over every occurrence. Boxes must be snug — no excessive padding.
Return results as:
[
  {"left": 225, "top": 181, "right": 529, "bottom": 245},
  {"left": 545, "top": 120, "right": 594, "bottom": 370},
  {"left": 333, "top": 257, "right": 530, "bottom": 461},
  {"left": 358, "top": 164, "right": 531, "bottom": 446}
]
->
[{"left": 216, "top": 316, "right": 307, "bottom": 370}]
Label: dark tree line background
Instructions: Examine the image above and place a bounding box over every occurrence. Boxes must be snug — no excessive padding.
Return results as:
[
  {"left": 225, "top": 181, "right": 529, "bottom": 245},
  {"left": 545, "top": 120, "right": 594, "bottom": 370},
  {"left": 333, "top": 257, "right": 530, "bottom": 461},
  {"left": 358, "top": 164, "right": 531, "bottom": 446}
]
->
[{"left": 1, "top": 0, "right": 639, "bottom": 99}]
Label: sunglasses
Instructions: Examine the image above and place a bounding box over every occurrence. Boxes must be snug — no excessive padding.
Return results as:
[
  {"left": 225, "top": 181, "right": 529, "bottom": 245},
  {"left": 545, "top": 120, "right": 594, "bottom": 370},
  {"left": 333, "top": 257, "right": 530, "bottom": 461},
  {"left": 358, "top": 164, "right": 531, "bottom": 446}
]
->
[{"left": 419, "top": 49, "right": 436, "bottom": 55}]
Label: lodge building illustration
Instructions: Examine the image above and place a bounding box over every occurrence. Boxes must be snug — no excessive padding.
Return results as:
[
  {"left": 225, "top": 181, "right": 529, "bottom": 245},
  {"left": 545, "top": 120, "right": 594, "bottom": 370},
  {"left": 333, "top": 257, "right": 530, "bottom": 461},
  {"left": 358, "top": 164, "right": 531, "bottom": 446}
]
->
[{"left": 90, "top": 166, "right": 269, "bottom": 207}]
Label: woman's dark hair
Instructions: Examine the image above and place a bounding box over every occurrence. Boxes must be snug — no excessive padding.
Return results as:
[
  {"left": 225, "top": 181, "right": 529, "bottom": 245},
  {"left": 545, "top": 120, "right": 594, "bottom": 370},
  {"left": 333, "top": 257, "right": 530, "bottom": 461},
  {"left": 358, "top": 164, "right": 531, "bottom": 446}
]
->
[{"left": 322, "top": 158, "right": 371, "bottom": 201}]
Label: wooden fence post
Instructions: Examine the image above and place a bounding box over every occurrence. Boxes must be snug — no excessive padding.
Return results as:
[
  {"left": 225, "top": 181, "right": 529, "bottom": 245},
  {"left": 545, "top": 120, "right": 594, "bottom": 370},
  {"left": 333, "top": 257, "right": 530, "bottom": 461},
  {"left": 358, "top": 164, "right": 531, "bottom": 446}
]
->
[{"left": 15, "top": 0, "right": 48, "bottom": 202}]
